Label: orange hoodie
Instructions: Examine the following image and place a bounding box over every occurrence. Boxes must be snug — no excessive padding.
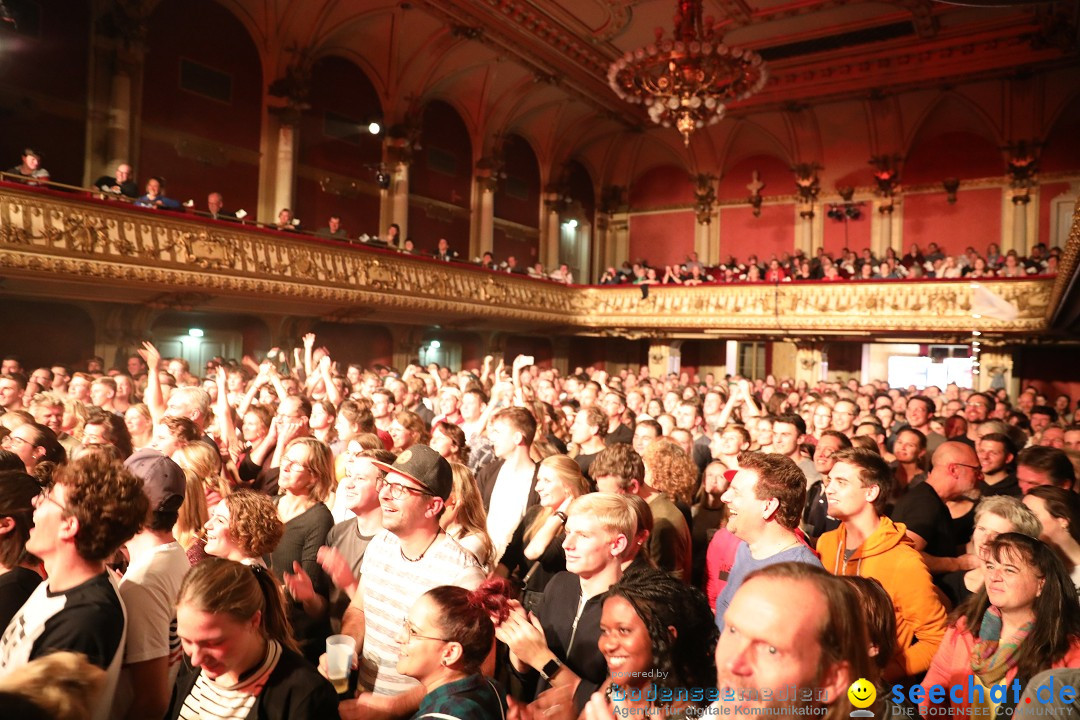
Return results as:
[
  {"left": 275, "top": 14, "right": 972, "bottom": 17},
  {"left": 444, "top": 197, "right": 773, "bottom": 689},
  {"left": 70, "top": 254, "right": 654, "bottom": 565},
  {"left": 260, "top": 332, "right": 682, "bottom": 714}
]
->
[{"left": 816, "top": 516, "right": 948, "bottom": 681}]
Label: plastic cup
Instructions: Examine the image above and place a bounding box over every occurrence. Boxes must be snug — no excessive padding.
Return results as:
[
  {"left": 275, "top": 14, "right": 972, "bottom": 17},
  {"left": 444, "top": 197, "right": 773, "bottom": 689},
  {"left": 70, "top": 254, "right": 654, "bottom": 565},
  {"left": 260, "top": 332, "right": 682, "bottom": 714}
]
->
[{"left": 326, "top": 634, "right": 356, "bottom": 693}]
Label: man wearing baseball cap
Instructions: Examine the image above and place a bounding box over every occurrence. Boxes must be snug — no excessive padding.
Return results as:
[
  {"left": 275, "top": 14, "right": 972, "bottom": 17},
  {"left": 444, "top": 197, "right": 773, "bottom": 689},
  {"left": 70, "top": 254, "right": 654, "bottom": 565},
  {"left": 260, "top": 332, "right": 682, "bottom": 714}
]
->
[
  {"left": 8, "top": 148, "right": 49, "bottom": 186},
  {"left": 114, "top": 449, "right": 191, "bottom": 720},
  {"left": 338, "top": 444, "right": 485, "bottom": 717}
]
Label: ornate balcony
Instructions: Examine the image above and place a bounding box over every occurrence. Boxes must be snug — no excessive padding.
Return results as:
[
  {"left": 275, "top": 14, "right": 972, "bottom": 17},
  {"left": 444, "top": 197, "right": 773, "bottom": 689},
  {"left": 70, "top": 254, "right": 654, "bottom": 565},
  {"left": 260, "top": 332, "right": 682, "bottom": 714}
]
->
[{"left": 0, "top": 182, "right": 1067, "bottom": 340}]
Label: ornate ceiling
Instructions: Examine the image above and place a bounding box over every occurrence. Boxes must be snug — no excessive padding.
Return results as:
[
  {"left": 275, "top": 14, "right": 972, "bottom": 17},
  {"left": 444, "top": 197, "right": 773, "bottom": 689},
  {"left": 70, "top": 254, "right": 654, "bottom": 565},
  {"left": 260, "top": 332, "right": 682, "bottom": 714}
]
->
[{"left": 206, "top": 1, "right": 1080, "bottom": 179}]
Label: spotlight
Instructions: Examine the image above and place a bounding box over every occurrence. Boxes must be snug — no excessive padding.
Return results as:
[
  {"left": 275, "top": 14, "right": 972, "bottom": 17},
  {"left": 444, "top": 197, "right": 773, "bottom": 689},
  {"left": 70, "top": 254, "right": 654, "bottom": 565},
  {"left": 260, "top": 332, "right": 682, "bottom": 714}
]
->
[
  {"left": 563, "top": 219, "right": 578, "bottom": 229},
  {"left": 368, "top": 121, "right": 381, "bottom": 135},
  {"left": 429, "top": 340, "right": 441, "bottom": 350},
  {"left": 845, "top": 205, "right": 862, "bottom": 220},
  {"left": 188, "top": 328, "right": 204, "bottom": 338}
]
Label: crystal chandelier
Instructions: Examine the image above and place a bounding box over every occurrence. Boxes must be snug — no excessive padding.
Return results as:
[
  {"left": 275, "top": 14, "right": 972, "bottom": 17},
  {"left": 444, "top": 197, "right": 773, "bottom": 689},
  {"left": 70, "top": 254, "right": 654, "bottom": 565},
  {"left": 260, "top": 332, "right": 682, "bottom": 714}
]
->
[{"left": 607, "top": 0, "right": 768, "bottom": 146}]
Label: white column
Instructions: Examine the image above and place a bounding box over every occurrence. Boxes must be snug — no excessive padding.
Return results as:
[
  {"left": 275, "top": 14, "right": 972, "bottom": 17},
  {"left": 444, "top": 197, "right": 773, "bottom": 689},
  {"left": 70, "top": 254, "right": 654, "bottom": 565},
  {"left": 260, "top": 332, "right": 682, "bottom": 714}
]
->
[
  {"left": 273, "top": 121, "right": 297, "bottom": 218},
  {"left": 478, "top": 185, "right": 494, "bottom": 256},
  {"left": 392, "top": 162, "right": 409, "bottom": 242}
]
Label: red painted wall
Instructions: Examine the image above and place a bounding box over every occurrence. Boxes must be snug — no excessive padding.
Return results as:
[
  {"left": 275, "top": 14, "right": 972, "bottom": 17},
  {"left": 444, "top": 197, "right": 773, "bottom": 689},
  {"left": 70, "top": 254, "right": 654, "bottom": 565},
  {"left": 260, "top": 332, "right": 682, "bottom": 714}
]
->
[
  {"left": 505, "top": 336, "right": 553, "bottom": 368},
  {"left": 309, "top": 323, "right": 393, "bottom": 369},
  {"left": 1018, "top": 347, "right": 1080, "bottom": 403},
  {"left": 494, "top": 135, "right": 540, "bottom": 228},
  {"left": 0, "top": 300, "right": 95, "bottom": 368},
  {"left": 717, "top": 156, "right": 792, "bottom": 201},
  {"left": 140, "top": 0, "right": 262, "bottom": 212},
  {"left": 628, "top": 211, "right": 696, "bottom": 267},
  {"left": 902, "top": 188, "right": 1001, "bottom": 256},
  {"left": 0, "top": 2, "right": 90, "bottom": 185},
  {"left": 822, "top": 206, "right": 872, "bottom": 256},
  {"left": 492, "top": 227, "right": 539, "bottom": 263},
  {"left": 409, "top": 210, "right": 472, "bottom": 259},
  {"left": 630, "top": 165, "right": 693, "bottom": 208},
  {"left": 719, "top": 204, "right": 793, "bottom": 262},
  {"left": 296, "top": 55, "right": 382, "bottom": 237},
  {"left": 904, "top": 131, "right": 1001, "bottom": 185},
  {"left": 1042, "top": 96, "right": 1080, "bottom": 175},
  {"left": 568, "top": 337, "right": 648, "bottom": 372}
]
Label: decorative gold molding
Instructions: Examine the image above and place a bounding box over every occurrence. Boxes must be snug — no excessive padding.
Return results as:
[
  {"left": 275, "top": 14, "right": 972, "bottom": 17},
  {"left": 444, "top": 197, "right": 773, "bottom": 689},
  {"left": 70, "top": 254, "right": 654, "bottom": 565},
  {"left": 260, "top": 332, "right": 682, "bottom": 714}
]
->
[{"left": 0, "top": 185, "right": 1061, "bottom": 337}]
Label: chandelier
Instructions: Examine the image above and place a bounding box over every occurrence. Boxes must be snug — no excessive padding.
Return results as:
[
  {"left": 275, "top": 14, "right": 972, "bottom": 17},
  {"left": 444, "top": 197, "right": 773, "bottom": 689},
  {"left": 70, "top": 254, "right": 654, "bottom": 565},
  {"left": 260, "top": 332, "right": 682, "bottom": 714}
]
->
[{"left": 607, "top": 0, "right": 768, "bottom": 146}]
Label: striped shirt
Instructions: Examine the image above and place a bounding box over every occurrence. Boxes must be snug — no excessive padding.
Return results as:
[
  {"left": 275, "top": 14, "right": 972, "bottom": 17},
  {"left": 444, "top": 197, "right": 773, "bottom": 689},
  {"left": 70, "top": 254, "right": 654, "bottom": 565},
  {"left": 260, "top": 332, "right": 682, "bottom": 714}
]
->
[
  {"left": 358, "top": 531, "right": 485, "bottom": 695},
  {"left": 178, "top": 640, "right": 281, "bottom": 720}
]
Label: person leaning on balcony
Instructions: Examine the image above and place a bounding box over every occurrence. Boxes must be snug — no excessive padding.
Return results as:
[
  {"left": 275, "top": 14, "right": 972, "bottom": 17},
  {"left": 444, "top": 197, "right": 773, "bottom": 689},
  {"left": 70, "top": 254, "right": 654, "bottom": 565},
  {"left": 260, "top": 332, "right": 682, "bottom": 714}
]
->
[
  {"left": 8, "top": 148, "right": 49, "bottom": 186},
  {"left": 134, "top": 177, "right": 180, "bottom": 210},
  {"left": 93, "top": 162, "right": 138, "bottom": 198}
]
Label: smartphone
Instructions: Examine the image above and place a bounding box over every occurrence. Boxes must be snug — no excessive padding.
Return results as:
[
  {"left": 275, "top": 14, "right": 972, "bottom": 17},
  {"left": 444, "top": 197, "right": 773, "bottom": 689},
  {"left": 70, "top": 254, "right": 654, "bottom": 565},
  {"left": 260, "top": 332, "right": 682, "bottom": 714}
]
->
[{"left": 521, "top": 355, "right": 535, "bottom": 366}]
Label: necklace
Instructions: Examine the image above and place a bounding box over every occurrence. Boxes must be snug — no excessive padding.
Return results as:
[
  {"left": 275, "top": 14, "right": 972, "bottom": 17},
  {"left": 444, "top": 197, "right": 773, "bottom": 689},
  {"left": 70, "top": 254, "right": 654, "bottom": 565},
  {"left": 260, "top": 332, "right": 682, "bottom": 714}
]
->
[{"left": 400, "top": 531, "right": 441, "bottom": 562}]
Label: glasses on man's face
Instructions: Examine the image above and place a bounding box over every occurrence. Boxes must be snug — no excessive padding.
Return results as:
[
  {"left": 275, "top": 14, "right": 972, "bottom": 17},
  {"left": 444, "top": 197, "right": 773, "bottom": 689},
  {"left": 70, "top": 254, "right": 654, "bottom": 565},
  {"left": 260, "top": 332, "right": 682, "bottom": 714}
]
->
[
  {"left": 952, "top": 462, "right": 984, "bottom": 478},
  {"left": 401, "top": 619, "right": 449, "bottom": 644},
  {"left": 376, "top": 477, "right": 433, "bottom": 500},
  {"left": 33, "top": 485, "right": 70, "bottom": 514}
]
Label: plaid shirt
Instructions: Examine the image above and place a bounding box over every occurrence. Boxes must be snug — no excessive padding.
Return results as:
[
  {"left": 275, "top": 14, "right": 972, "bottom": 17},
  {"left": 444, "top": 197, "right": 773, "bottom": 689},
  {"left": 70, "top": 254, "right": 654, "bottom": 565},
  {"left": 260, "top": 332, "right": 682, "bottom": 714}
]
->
[{"left": 413, "top": 674, "right": 505, "bottom": 720}]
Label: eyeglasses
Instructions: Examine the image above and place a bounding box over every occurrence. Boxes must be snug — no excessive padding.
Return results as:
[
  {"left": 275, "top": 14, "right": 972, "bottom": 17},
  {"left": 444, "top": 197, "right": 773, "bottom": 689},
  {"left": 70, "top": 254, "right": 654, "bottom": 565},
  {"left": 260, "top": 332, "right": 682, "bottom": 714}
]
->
[
  {"left": 376, "top": 477, "right": 433, "bottom": 500},
  {"left": 1, "top": 435, "right": 33, "bottom": 450},
  {"left": 281, "top": 460, "right": 310, "bottom": 473},
  {"left": 33, "top": 485, "right": 70, "bottom": 514},
  {"left": 401, "top": 620, "right": 449, "bottom": 643},
  {"left": 952, "top": 462, "right": 984, "bottom": 477}
]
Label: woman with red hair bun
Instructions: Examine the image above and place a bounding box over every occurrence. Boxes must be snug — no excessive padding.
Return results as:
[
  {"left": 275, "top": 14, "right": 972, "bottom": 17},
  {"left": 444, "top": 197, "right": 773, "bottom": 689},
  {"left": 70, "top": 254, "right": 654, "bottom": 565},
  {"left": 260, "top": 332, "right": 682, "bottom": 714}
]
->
[{"left": 397, "top": 578, "right": 512, "bottom": 720}]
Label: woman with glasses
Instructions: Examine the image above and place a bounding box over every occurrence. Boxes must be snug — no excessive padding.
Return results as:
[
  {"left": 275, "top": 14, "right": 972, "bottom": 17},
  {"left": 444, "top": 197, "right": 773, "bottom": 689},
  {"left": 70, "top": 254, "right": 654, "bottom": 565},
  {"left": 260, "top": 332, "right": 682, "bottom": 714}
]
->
[
  {"left": 921, "top": 533, "right": 1080, "bottom": 717},
  {"left": 204, "top": 489, "right": 285, "bottom": 568},
  {"left": 170, "top": 558, "right": 338, "bottom": 719},
  {"left": 397, "top": 579, "right": 511, "bottom": 720},
  {"left": 271, "top": 437, "right": 335, "bottom": 665},
  {"left": 0, "top": 422, "right": 64, "bottom": 476}
]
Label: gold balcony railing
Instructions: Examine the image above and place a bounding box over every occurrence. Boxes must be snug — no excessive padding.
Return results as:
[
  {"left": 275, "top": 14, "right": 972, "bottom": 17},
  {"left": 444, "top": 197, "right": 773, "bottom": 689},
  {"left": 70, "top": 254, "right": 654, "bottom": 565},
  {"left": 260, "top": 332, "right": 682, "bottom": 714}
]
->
[{"left": 0, "top": 182, "right": 1061, "bottom": 337}]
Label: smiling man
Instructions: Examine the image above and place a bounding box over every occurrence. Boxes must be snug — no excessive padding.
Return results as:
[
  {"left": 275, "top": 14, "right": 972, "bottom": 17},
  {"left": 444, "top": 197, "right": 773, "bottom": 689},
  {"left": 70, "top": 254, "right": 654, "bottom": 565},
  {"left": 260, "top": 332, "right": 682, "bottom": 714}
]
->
[
  {"left": 714, "top": 562, "right": 865, "bottom": 720},
  {"left": 814, "top": 448, "right": 946, "bottom": 681},
  {"left": 713, "top": 452, "right": 821, "bottom": 630},
  {"left": 0, "top": 454, "right": 148, "bottom": 720},
  {"left": 340, "top": 444, "right": 484, "bottom": 719}
]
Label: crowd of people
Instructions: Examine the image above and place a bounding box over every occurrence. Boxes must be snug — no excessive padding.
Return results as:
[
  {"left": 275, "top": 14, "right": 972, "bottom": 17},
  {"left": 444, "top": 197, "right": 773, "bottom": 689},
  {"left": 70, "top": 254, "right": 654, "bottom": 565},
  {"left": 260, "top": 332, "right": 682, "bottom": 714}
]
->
[
  {"left": 6, "top": 150, "right": 1061, "bottom": 288},
  {"left": 602, "top": 243, "right": 1059, "bottom": 288},
  {"left": 0, "top": 339, "right": 1078, "bottom": 720}
]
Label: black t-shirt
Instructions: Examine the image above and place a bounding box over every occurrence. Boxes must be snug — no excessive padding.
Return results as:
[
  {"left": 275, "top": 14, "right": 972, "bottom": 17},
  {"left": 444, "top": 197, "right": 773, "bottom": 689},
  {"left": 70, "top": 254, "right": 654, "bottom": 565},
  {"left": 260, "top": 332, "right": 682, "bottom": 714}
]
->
[
  {"left": 604, "top": 424, "right": 633, "bottom": 446},
  {"left": 575, "top": 452, "right": 599, "bottom": 480},
  {"left": 0, "top": 571, "right": 124, "bottom": 671},
  {"left": 271, "top": 502, "right": 334, "bottom": 665},
  {"left": 979, "top": 474, "right": 1021, "bottom": 498},
  {"left": 890, "top": 482, "right": 956, "bottom": 558},
  {"left": 0, "top": 566, "right": 41, "bottom": 632}
]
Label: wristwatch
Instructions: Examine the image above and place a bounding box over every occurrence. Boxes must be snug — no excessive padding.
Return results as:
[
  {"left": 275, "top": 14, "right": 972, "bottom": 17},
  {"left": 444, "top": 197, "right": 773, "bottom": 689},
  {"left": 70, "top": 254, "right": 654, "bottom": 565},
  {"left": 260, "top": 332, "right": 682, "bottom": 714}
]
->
[
  {"left": 539, "top": 657, "right": 563, "bottom": 682},
  {"left": 554, "top": 511, "right": 568, "bottom": 524}
]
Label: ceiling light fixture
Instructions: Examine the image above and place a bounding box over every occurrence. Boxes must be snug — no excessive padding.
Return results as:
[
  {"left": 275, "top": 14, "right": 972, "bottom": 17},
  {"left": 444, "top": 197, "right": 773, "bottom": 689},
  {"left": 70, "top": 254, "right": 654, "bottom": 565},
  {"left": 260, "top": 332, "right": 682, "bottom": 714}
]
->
[{"left": 607, "top": 0, "right": 767, "bottom": 146}]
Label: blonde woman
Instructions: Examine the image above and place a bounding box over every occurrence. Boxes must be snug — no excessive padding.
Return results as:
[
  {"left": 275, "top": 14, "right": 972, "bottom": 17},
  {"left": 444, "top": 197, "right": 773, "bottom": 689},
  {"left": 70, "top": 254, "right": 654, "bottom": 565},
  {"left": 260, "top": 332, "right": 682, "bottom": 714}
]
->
[
  {"left": 124, "top": 403, "right": 154, "bottom": 451},
  {"left": 389, "top": 410, "right": 428, "bottom": 452},
  {"left": 173, "top": 442, "right": 230, "bottom": 563},
  {"left": 497, "top": 454, "right": 590, "bottom": 602},
  {"left": 441, "top": 463, "right": 495, "bottom": 571},
  {"left": 272, "top": 437, "right": 335, "bottom": 665}
]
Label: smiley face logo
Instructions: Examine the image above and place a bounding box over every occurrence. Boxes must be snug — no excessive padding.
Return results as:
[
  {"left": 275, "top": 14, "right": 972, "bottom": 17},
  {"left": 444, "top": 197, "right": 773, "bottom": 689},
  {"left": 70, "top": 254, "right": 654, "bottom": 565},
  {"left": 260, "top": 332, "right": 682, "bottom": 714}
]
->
[{"left": 848, "top": 678, "right": 876, "bottom": 709}]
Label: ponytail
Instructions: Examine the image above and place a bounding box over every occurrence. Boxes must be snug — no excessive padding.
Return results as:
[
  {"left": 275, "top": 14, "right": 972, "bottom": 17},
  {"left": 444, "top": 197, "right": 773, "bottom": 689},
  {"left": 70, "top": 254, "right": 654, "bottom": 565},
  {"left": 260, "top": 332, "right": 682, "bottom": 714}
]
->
[{"left": 179, "top": 558, "right": 299, "bottom": 655}]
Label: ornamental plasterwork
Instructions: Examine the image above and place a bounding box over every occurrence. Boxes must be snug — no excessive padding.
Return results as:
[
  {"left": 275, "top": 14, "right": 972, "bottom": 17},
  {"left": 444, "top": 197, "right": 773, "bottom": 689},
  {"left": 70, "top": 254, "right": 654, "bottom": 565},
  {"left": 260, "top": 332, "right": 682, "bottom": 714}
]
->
[{"left": 0, "top": 186, "right": 1058, "bottom": 335}]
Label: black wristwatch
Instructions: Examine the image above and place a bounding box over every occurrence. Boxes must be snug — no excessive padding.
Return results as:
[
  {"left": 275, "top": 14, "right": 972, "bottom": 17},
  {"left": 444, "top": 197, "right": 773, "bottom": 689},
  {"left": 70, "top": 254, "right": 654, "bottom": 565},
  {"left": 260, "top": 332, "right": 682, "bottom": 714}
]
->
[{"left": 539, "top": 657, "right": 563, "bottom": 682}]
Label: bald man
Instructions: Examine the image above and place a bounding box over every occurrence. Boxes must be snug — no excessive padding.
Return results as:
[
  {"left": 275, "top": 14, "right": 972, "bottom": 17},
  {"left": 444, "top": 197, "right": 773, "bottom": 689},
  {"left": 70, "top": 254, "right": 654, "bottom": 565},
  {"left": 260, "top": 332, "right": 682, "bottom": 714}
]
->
[{"left": 890, "top": 441, "right": 981, "bottom": 575}]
